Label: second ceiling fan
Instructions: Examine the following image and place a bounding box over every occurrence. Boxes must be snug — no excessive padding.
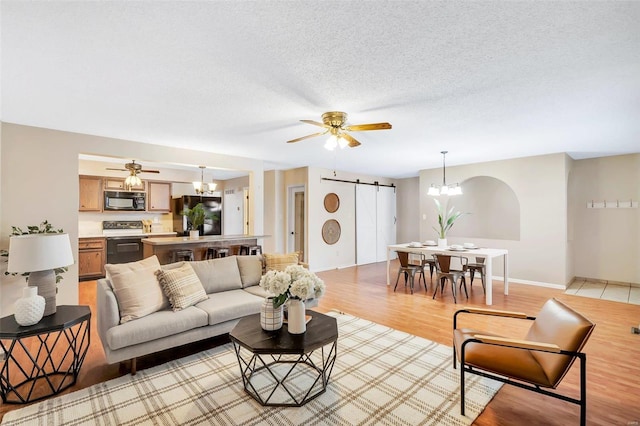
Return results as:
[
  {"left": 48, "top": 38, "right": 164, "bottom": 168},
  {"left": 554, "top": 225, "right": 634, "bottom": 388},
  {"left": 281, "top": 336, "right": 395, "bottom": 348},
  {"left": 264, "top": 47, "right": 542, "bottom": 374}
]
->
[{"left": 287, "top": 111, "right": 392, "bottom": 149}]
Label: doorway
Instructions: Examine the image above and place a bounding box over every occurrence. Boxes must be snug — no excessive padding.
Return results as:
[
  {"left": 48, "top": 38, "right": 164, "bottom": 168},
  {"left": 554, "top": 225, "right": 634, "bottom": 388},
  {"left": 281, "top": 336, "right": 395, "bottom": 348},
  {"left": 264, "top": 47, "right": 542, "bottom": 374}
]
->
[{"left": 288, "top": 185, "right": 305, "bottom": 261}]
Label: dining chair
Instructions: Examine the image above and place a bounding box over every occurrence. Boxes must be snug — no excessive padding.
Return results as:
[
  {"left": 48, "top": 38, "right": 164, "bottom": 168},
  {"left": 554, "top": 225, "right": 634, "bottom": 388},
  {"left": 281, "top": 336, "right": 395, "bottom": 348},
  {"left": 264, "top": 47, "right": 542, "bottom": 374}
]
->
[
  {"left": 394, "top": 251, "right": 426, "bottom": 294},
  {"left": 467, "top": 257, "right": 486, "bottom": 293},
  {"left": 432, "top": 254, "right": 468, "bottom": 303},
  {"left": 453, "top": 298, "right": 595, "bottom": 426}
]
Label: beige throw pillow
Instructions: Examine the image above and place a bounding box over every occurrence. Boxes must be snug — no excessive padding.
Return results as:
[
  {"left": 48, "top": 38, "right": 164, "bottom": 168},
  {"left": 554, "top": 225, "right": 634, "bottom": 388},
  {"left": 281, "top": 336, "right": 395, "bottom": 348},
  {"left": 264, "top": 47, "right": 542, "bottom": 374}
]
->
[
  {"left": 156, "top": 262, "right": 208, "bottom": 311},
  {"left": 104, "top": 255, "right": 167, "bottom": 324},
  {"left": 263, "top": 252, "right": 299, "bottom": 272}
]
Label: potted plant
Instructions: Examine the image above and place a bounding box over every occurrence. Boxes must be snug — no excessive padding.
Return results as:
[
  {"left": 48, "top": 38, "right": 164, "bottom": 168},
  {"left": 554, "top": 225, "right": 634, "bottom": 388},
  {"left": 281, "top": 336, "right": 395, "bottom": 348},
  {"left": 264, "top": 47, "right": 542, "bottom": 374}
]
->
[
  {"left": 432, "top": 199, "right": 467, "bottom": 247},
  {"left": 181, "top": 203, "right": 208, "bottom": 239}
]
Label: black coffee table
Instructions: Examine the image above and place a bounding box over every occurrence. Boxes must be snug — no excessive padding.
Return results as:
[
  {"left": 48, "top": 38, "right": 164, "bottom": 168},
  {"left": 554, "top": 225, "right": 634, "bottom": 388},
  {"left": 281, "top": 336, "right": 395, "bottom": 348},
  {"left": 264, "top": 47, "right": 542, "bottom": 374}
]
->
[{"left": 229, "top": 310, "right": 338, "bottom": 407}]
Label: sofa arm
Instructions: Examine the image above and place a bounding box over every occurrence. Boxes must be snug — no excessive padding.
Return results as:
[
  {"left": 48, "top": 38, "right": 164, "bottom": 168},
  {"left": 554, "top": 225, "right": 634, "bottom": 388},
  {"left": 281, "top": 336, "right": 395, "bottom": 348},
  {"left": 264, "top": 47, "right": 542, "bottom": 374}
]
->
[{"left": 96, "top": 278, "right": 121, "bottom": 349}]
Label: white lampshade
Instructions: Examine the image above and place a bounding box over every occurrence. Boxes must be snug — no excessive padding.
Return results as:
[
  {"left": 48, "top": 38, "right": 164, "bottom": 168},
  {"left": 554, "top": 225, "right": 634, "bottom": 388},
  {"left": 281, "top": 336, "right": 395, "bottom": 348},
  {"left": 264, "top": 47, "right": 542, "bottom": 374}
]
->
[{"left": 7, "top": 234, "right": 74, "bottom": 273}]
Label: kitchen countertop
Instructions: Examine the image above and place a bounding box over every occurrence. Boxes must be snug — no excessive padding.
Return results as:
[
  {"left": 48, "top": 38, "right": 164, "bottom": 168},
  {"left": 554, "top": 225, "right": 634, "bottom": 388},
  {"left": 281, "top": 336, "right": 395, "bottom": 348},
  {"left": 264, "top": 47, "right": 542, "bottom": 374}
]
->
[
  {"left": 79, "top": 232, "right": 178, "bottom": 239},
  {"left": 142, "top": 235, "right": 268, "bottom": 245}
]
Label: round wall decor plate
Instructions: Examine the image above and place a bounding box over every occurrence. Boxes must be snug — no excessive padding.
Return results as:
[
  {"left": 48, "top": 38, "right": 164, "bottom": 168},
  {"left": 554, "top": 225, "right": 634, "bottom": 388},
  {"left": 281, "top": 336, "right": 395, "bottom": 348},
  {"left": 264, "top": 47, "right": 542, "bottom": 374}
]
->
[
  {"left": 322, "top": 219, "right": 341, "bottom": 245},
  {"left": 323, "top": 193, "right": 340, "bottom": 213}
]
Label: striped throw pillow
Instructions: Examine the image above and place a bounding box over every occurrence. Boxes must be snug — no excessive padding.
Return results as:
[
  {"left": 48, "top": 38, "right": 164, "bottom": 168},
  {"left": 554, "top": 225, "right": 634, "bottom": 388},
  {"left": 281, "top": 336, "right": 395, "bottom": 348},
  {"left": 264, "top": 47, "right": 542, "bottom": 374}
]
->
[{"left": 156, "top": 263, "right": 208, "bottom": 311}]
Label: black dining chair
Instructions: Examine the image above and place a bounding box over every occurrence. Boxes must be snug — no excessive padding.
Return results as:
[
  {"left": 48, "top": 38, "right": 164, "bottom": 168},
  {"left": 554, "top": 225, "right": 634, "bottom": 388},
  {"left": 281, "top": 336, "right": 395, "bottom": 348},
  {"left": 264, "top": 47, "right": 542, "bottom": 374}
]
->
[
  {"left": 432, "top": 254, "right": 468, "bottom": 303},
  {"left": 394, "top": 252, "right": 427, "bottom": 294}
]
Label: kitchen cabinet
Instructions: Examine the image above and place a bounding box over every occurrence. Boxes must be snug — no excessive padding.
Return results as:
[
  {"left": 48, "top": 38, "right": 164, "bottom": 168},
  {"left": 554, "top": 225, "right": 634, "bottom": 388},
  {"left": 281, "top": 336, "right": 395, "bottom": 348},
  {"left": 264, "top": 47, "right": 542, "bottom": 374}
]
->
[
  {"left": 104, "top": 178, "right": 145, "bottom": 192},
  {"left": 79, "top": 176, "right": 102, "bottom": 211},
  {"left": 148, "top": 181, "right": 172, "bottom": 212},
  {"left": 78, "top": 237, "right": 106, "bottom": 279}
]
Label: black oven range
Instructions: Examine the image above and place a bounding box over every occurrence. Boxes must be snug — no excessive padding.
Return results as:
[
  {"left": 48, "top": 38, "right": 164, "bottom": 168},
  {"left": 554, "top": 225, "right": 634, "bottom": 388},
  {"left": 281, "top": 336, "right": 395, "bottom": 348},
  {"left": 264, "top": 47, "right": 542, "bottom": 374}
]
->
[{"left": 102, "top": 221, "right": 145, "bottom": 264}]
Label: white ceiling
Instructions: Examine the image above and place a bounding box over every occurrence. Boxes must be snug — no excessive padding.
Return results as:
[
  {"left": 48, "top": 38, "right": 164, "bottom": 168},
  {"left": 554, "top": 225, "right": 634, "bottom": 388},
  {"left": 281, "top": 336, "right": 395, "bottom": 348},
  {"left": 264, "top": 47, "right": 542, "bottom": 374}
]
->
[{"left": 2, "top": 1, "right": 640, "bottom": 178}]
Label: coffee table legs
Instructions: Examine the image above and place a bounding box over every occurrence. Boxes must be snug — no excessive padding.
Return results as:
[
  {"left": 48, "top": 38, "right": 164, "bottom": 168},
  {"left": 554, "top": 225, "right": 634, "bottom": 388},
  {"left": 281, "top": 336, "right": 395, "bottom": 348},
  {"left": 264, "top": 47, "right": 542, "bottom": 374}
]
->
[{"left": 231, "top": 341, "right": 337, "bottom": 407}]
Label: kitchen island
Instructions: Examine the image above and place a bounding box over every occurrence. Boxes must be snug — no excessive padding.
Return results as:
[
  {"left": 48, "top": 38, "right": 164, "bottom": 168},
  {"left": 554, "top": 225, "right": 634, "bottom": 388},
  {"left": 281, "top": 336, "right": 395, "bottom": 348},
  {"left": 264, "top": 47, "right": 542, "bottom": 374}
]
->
[{"left": 142, "top": 235, "right": 267, "bottom": 264}]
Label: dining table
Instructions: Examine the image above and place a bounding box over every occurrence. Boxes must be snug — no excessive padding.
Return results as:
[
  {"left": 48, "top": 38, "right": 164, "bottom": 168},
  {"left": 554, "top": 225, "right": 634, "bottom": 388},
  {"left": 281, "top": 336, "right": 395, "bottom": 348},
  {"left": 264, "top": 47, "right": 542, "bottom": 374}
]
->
[{"left": 387, "top": 243, "right": 509, "bottom": 305}]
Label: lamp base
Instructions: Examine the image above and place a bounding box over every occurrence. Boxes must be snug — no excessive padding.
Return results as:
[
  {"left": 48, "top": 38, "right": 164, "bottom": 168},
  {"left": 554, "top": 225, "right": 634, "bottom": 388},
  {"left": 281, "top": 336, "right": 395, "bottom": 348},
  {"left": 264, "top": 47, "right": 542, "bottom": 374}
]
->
[{"left": 28, "top": 270, "right": 57, "bottom": 316}]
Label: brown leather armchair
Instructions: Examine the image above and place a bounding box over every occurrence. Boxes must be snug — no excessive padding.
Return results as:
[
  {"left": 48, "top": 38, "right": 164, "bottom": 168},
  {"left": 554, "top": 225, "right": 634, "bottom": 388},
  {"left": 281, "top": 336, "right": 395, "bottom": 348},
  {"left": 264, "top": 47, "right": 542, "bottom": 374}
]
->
[{"left": 453, "top": 299, "right": 595, "bottom": 426}]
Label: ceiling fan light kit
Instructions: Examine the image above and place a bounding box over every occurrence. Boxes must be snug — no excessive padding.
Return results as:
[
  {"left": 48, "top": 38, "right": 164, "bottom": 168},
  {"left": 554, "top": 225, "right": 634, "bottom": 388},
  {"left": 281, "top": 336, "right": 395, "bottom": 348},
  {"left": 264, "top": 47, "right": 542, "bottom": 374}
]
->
[
  {"left": 106, "top": 160, "right": 160, "bottom": 190},
  {"left": 428, "top": 151, "right": 462, "bottom": 196},
  {"left": 287, "top": 111, "right": 392, "bottom": 150}
]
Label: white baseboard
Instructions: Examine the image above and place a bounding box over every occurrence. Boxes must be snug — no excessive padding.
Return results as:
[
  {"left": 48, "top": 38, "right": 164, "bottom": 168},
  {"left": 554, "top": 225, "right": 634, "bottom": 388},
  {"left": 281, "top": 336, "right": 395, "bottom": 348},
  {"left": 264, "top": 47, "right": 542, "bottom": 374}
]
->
[{"left": 495, "top": 276, "right": 566, "bottom": 290}]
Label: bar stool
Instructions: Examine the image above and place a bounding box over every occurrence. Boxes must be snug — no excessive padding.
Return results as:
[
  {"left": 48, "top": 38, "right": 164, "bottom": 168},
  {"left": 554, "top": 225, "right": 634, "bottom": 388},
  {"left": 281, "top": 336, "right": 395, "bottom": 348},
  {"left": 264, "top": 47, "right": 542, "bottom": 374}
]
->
[
  {"left": 239, "top": 245, "right": 251, "bottom": 255},
  {"left": 249, "top": 245, "right": 262, "bottom": 255},
  {"left": 215, "top": 247, "right": 229, "bottom": 258},
  {"left": 206, "top": 247, "right": 216, "bottom": 259},
  {"left": 172, "top": 249, "right": 194, "bottom": 263}
]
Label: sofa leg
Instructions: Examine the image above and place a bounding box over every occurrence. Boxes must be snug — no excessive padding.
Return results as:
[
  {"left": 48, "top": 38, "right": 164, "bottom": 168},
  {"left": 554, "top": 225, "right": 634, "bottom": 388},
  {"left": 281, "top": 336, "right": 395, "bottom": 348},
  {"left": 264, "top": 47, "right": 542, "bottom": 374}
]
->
[{"left": 131, "top": 358, "right": 137, "bottom": 375}]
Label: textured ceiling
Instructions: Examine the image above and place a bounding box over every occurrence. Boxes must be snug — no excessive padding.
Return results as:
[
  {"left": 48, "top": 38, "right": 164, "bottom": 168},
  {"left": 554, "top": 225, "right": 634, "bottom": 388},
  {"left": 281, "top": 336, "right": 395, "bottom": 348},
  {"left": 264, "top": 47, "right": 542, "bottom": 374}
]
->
[{"left": 2, "top": 1, "right": 640, "bottom": 178}]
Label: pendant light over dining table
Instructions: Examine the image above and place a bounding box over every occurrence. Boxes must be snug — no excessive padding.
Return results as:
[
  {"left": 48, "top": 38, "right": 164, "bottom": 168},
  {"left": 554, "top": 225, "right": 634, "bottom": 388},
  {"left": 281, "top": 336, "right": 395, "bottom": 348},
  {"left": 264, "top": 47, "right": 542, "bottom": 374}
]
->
[
  {"left": 428, "top": 151, "right": 462, "bottom": 196},
  {"left": 193, "top": 166, "right": 217, "bottom": 195}
]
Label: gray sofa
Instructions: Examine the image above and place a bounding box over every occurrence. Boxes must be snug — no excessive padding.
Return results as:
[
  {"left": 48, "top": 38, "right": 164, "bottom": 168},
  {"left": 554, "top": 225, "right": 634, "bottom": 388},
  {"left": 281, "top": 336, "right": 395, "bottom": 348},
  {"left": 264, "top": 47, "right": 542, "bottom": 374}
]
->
[{"left": 97, "top": 255, "right": 316, "bottom": 373}]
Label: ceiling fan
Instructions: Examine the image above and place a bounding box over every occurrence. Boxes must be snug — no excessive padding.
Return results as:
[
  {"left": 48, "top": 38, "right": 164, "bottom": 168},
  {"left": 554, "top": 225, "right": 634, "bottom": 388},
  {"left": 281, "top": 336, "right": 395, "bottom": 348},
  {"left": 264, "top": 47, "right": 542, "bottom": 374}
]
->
[
  {"left": 286, "top": 111, "right": 392, "bottom": 149},
  {"left": 106, "top": 160, "right": 160, "bottom": 175},
  {"left": 106, "top": 160, "right": 160, "bottom": 189}
]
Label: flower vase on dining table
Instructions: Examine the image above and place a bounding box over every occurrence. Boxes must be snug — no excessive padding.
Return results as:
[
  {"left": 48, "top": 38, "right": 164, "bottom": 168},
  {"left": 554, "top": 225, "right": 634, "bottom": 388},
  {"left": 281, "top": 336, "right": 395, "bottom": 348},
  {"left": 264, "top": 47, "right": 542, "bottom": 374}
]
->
[
  {"left": 287, "top": 299, "right": 306, "bottom": 334},
  {"left": 438, "top": 238, "right": 448, "bottom": 248}
]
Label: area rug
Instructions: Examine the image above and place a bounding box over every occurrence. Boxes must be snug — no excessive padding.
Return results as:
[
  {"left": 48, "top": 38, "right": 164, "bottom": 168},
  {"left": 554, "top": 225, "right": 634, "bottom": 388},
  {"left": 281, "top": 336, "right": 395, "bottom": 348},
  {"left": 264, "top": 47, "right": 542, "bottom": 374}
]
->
[{"left": 1, "top": 312, "right": 502, "bottom": 426}]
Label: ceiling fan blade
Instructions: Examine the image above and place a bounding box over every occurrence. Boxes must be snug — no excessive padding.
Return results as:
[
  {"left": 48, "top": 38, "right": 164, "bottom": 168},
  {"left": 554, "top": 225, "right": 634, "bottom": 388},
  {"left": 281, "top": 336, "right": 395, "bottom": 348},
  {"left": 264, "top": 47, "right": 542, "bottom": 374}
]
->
[
  {"left": 342, "top": 133, "right": 361, "bottom": 148},
  {"left": 140, "top": 169, "right": 160, "bottom": 174},
  {"left": 287, "top": 131, "right": 328, "bottom": 144},
  {"left": 300, "top": 119, "right": 329, "bottom": 128},
  {"left": 343, "top": 122, "right": 392, "bottom": 132},
  {"left": 106, "top": 167, "right": 128, "bottom": 171}
]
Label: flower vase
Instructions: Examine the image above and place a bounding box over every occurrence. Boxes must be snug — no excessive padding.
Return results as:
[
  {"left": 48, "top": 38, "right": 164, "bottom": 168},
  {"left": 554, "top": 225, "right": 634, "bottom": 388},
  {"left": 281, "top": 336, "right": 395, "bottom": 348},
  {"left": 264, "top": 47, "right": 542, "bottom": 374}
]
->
[
  {"left": 260, "top": 297, "right": 283, "bottom": 331},
  {"left": 14, "top": 286, "right": 46, "bottom": 326},
  {"left": 287, "top": 299, "right": 306, "bottom": 334},
  {"left": 189, "top": 230, "right": 199, "bottom": 239},
  {"left": 438, "top": 238, "right": 448, "bottom": 248}
]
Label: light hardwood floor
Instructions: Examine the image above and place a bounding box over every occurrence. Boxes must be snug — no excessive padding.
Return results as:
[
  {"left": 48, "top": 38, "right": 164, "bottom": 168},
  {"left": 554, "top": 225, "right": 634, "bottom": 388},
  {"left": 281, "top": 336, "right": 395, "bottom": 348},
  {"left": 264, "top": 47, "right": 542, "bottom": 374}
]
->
[{"left": 1, "top": 261, "right": 639, "bottom": 425}]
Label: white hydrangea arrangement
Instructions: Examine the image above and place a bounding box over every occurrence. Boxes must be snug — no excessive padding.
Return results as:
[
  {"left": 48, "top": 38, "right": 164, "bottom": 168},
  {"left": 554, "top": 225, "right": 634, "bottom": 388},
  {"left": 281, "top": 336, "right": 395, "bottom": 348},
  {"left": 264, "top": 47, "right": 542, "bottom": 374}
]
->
[{"left": 259, "top": 264, "right": 326, "bottom": 308}]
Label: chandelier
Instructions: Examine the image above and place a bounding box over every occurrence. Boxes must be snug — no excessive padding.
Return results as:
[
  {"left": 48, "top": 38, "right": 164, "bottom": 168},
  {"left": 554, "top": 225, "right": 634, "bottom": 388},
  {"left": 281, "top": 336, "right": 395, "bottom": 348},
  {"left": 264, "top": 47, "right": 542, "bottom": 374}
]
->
[
  {"left": 427, "top": 151, "right": 462, "bottom": 196},
  {"left": 193, "top": 166, "right": 217, "bottom": 195}
]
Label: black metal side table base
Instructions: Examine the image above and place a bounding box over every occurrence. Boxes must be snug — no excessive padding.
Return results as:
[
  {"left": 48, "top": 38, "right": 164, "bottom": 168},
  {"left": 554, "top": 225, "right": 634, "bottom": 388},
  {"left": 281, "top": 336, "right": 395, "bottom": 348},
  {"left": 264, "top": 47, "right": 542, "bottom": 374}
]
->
[
  {"left": 0, "top": 305, "right": 91, "bottom": 404},
  {"left": 232, "top": 340, "right": 337, "bottom": 407}
]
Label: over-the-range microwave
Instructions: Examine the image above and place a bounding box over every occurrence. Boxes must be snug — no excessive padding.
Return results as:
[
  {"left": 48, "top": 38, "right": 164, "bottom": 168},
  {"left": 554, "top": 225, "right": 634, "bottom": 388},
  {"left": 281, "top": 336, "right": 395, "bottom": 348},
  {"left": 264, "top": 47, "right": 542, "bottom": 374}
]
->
[{"left": 104, "top": 191, "right": 146, "bottom": 211}]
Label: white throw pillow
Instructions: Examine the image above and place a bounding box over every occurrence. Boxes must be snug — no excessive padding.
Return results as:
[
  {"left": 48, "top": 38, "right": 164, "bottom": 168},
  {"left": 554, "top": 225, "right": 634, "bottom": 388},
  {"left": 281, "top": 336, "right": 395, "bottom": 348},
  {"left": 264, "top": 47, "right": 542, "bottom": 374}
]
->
[
  {"left": 156, "top": 263, "right": 208, "bottom": 311},
  {"left": 104, "top": 255, "right": 168, "bottom": 324}
]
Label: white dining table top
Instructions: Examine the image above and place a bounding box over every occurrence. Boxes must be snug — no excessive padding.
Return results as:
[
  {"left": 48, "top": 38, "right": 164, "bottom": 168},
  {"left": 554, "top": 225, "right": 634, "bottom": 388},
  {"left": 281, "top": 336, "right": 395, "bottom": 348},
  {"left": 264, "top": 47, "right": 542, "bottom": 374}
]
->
[{"left": 388, "top": 243, "right": 508, "bottom": 258}]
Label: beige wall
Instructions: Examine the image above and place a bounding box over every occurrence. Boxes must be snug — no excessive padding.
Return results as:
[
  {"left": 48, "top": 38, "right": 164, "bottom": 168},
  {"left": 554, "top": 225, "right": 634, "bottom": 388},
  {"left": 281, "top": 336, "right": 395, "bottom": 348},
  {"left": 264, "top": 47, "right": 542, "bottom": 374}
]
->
[
  {"left": 396, "top": 177, "right": 420, "bottom": 243},
  {"left": 0, "top": 123, "right": 264, "bottom": 317},
  {"left": 419, "top": 153, "right": 569, "bottom": 286},
  {"left": 263, "top": 170, "right": 284, "bottom": 253},
  {"left": 569, "top": 154, "right": 640, "bottom": 284}
]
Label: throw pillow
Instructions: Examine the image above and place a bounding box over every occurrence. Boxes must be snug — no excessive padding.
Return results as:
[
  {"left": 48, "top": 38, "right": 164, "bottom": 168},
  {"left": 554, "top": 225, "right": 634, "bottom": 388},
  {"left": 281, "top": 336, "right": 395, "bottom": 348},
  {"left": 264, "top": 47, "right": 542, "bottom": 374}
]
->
[
  {"left": 156, "top": 262, "right": 208, "bottom": 311},
  {"left": 263, "top": 252, "right": 299, "bottom": 272},
  {"left": 104, "top": 255, "right": 168, "bottom": 324},
  {"left": 236, "top": 255, "right": 263, "bottom": 287}
]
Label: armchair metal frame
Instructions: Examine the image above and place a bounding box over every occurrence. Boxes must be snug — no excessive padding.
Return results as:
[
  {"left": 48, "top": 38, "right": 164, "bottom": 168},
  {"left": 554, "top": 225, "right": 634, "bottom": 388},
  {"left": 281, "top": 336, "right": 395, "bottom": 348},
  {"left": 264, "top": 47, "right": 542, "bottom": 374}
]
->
[{"left": 453, "top": 303, "right": 593, "bottom": 426}]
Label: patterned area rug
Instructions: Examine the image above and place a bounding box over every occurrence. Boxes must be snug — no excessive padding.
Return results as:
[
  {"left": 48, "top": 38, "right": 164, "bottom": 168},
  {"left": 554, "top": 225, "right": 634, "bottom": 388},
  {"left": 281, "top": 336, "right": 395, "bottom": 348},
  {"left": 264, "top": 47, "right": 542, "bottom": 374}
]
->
[{"left": 1, "top": 312, "right": 502, "bottom": 426}]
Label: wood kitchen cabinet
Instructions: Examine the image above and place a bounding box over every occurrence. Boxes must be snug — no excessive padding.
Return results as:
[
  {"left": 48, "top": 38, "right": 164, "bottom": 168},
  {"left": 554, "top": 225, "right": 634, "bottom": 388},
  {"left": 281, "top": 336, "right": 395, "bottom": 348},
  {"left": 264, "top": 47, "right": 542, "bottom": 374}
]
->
[
  {"left": 104, "top": 178, "right": 146, "bottom": 192},
  {"left": 147, "top": 181, "right": 172, "bottom": 212},
  {"left": 79, "top": 176, "right": 102, "bottom": 211},
  {"left": 78, "top": 237, "right": 106, "bottom": 279}
]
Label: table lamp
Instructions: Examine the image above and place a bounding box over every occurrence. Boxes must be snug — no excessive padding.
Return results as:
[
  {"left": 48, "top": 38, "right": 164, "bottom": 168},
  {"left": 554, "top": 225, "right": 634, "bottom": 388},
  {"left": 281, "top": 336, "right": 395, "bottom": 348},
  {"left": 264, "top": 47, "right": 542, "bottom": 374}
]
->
[{"left": 7, "top": 233, "right": 74, "bottom": 316}]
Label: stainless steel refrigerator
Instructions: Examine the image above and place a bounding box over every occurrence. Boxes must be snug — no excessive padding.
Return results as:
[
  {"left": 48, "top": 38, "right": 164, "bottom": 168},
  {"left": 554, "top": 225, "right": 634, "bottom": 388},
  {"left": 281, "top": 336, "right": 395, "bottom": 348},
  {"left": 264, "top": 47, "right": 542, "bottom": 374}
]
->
[{"left": 172, "top": 196, "right": 223, "bottom": 236}]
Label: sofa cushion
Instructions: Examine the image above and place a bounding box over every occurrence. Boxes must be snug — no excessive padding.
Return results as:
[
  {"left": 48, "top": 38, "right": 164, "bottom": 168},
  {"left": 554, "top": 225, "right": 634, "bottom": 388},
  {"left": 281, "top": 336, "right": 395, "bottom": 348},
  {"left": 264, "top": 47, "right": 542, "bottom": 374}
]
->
[
  {"left": 106, "top": 306, "right": 209, "bottom": 350},
  {"left": 188, "top": 257, "right": 243, "bottom": 293},
  {"left": 263, "top": 252, "right": 299, "bottom": 272},
  {"left": 243, "top": 285, "right": 270, "bottom": 298},
  {"left": 156, "top": 263, "right": 208, "bottom": 311},
  {"left": 194, "top": 289, "right": 264, "bottom": 325},
  {"left": 104, "top": 255, "right": 168, "bottom": 324},
  {"left": 236, "top": 255, "right": 263, "bottom": 288}
]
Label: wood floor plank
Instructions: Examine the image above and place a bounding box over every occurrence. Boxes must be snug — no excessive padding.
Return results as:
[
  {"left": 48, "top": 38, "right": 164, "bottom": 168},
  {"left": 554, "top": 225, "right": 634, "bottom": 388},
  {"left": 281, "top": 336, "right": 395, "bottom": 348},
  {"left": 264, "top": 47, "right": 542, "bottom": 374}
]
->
[{"left": 1, "top": 260, "right": 639, "bottom": 425}]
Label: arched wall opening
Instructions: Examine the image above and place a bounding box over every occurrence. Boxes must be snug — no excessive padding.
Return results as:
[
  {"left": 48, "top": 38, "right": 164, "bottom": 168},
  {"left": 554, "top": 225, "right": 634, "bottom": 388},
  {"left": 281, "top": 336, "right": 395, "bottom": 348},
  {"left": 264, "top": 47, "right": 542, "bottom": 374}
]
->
[{"left": 445, "top": 176, "right": 520, "bottom": 241}]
